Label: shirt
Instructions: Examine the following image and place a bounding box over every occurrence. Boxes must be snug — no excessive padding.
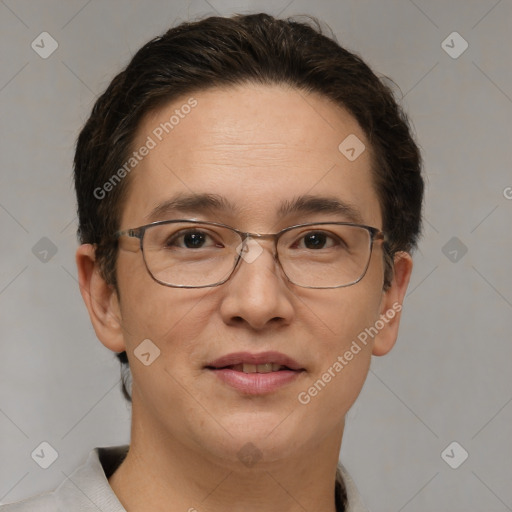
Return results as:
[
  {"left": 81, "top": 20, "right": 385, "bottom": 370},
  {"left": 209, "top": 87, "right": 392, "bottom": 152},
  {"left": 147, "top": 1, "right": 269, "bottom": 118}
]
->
[{"left": 1, "top": 445, "right": 369, "bottom": 512}]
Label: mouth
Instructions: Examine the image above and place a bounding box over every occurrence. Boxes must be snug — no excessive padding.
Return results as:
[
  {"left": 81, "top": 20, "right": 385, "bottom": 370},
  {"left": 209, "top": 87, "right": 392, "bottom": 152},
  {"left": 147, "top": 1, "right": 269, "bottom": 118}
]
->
[
  {"left": 212, "top": 363, "right": 297, "bottom": 373},
  {"left": 205, "top": 351, "right": 305, "bottom": 395},
  {"left": 205, "top": 350, "right": 304, "bottom": 372}
]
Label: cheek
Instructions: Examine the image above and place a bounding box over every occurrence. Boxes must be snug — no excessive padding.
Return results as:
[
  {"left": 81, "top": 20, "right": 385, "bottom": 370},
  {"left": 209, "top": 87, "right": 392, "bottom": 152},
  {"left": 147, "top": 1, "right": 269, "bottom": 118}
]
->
[
  {"left": 299, "top": 270, "right": 383, "bottom": 352},
  {"left": 117, "top": 280, "right": 216, "bottom": 412},
  {"left": 115, "top": 251, "right": 210, "bottom": 349},
  {"left": 120, "top": 284, "right": 213, "bottom": 349},
  {"left": 294, "top": 270, "right": 383, "bottom": 408}
]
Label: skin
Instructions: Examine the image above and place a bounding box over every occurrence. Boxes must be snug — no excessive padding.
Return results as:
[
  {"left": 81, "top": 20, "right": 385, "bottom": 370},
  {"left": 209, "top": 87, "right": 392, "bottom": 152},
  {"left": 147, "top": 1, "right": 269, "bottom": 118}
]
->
[{"left": 76, "top": 83, "right": 412, "bottom": 512}]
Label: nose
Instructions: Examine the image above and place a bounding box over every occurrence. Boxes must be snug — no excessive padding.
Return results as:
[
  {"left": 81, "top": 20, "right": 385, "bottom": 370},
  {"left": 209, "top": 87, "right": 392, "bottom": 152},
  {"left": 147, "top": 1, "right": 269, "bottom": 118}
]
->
[{"left": 219, "top": 238, "right": 295, "bottom": 330}]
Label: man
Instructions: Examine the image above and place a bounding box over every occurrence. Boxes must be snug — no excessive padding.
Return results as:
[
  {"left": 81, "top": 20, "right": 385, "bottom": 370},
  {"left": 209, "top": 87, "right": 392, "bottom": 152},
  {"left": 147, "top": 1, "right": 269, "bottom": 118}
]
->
[{"left": 2, "top": 12, "right": 423, "bottom": 512}]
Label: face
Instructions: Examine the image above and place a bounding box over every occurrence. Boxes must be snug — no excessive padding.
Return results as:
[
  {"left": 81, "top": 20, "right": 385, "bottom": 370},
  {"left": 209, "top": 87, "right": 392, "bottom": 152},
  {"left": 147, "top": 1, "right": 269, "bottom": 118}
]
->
[{"left": 83, "top": 83, "right": 410, "bottom": 467}]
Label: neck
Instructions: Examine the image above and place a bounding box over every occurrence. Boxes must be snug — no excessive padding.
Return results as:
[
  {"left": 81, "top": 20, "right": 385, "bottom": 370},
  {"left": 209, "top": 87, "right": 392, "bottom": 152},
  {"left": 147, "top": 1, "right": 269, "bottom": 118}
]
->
[{"left": 109, "top": 398, "right": 345, "bottom": 512}]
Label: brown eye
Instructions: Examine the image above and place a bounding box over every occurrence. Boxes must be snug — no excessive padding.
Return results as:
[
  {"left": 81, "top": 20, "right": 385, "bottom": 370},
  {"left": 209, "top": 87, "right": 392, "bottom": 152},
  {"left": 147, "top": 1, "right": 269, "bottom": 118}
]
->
[
  {"left": 182, "top": 231, "right": 207, "bottom": 248},
  {"left": 303, "top": 232, "right": 329, "bottom": 249},
  {"left": 295, "top": 230, "right": 341, "bottom": 250},
  {"left": 166, "top": 230, "right": 215, "bottom": 249}
]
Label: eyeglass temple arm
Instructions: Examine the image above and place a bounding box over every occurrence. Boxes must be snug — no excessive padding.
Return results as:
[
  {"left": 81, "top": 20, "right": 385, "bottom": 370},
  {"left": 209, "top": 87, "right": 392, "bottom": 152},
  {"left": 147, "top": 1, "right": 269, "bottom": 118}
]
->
[{"left": 115, "top": 228, "right": 144, "bottom": 252}]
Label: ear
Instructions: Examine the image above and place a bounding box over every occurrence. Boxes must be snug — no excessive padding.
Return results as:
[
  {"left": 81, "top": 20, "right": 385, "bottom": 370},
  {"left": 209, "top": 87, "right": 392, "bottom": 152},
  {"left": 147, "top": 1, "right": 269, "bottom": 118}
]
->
[
  {"left": 76, "top": 244, "right": 126, "bottom": 353},
  {"left": 372, "top": 251, "right": 413, "bottom": 356}
]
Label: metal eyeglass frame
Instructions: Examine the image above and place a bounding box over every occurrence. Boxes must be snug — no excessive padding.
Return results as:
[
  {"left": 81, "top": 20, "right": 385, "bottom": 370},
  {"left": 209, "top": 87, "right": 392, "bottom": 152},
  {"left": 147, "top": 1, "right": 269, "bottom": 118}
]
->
[{"left": 115, "top": 219, "right": 386, "bottom": 289}]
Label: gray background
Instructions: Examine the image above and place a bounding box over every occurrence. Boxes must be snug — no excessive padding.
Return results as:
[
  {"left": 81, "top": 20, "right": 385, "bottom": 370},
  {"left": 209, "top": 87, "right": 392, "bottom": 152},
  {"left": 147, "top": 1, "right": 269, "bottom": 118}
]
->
[{"left": 1, "top": 0, "right": 511, "bottom": 510}]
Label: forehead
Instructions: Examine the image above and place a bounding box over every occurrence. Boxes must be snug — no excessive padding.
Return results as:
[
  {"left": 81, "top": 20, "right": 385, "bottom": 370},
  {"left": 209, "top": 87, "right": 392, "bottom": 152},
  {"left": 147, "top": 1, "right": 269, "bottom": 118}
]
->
[{"left": 122, "top": 83, "right": 382, "bottom": 229}]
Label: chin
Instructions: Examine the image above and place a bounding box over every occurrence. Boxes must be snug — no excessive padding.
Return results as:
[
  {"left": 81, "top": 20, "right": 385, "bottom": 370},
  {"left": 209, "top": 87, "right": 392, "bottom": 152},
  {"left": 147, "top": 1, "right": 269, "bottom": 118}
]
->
[{"left": 194, "top": 412, "right": 314, "bottom": 465}]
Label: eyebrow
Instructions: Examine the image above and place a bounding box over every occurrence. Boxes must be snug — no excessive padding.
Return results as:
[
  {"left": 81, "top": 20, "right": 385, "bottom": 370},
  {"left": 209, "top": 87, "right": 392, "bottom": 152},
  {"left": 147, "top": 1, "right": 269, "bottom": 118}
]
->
[
  {"left": 145, "top": 193, "right": 238, "bottom": 222},
  {"left": 278, "top": 194, "right": 365, "bottom": 224},
  {"left": 145, "top": 192, "right": 365, "bottom": 225}
]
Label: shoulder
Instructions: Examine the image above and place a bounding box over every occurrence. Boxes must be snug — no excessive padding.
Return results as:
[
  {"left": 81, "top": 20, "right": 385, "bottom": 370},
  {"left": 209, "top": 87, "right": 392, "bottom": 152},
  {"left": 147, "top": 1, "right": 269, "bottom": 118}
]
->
[
  {"left": 1, "top": 492, "right": 57, "bottom": 511},
  {"left": 1, "top": 445, "right": 129, "bottom": 512}
]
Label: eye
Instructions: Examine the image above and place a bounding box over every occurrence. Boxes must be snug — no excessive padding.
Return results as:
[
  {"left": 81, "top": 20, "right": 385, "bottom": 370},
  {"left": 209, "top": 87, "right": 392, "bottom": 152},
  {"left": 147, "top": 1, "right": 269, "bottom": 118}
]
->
[
  {"left": 166, "top": 229, "right": 220, "bottom": 249},
  {"left": 297, "top": 231, "right": 339, "bottom": 250}
]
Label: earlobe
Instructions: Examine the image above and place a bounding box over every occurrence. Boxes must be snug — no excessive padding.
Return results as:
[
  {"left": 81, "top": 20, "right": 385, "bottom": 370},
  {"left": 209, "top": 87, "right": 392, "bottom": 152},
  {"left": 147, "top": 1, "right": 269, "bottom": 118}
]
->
[
  {"left": 372, "top": 251, "right": 413, "bottom": 356},
  {"left": 76, "top": 244, "right": 126, "bottom": 353}
]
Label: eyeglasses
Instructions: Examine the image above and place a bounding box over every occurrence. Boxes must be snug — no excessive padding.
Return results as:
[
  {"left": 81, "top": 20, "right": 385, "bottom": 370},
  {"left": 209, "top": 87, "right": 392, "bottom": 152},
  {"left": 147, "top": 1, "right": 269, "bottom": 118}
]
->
[{"left": 115, "top": 220, "right": 386, "bottom": 289}]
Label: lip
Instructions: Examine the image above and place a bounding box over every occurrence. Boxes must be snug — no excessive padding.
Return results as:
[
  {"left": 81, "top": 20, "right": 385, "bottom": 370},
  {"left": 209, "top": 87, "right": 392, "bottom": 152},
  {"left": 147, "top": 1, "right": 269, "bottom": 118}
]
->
[
  {"left": 206, "top": 351, "right": 304, "bottom": 371},
  {"left": 209, "top": 368, "right": 303, "bottom": 395},
  {"left": 205, "top": 351, "right": 305, "bottom": 395}
]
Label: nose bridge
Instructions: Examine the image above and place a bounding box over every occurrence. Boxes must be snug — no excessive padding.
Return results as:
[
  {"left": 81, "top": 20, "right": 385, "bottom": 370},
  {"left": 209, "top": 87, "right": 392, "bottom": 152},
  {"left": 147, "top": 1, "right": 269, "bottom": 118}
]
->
[
  {"left": 236, "top": 233, "right": 280, "bottom": 271},
  {"left": 221, "top": 232, "right": 293, "bottom": 329}
]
